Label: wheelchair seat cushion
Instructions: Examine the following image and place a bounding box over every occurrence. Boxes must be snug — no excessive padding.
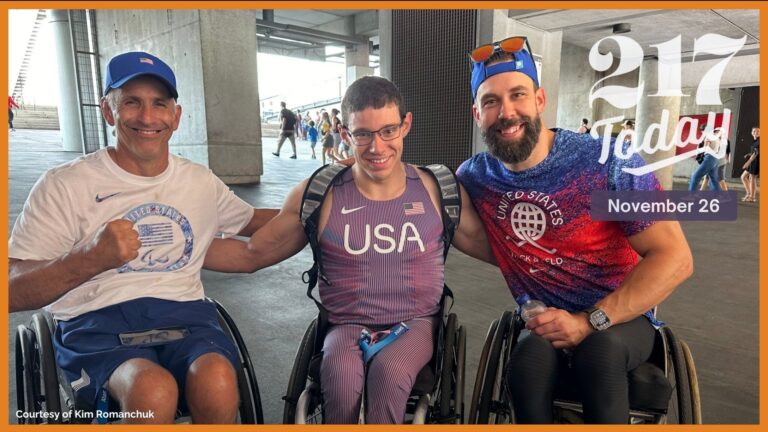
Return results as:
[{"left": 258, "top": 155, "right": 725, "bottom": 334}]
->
[
  {"left": 553, "top": 361, "right": 671, "bottom": 413},
  {"left": 628, "top": 362, "right": 672, "bottom": 412},
  {"left": 308, "top": 353, "right": 323, "bottom": 383},
  {"left": 410, "top": 363, "right": 435, "bottom": 397}
]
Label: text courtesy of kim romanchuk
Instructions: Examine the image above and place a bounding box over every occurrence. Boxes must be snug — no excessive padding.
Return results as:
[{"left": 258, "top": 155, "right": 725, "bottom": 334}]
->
[
  {"left": 16, "top": 409, "right": 155, "bottom": 422},
  {"left": 590, "top": 191, "right": 737, "bottom": 221}
]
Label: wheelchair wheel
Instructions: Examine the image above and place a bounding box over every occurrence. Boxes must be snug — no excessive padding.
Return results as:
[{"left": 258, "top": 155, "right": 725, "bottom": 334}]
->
[
  {"left": 681, "top": 340, "right": 702, "bottom": 424},
  {"left": 295, "top": 382, "right": 324, "bottom": 424},
  {"left": 15, "top": 313, "right": 63, "bottom": 424},
  {"left": 477, "top": 311, "right": 513, "bottom": 424},
  {"left": 455, "top": 324, "right": 466, "bottom": 424},
  {"left": 468, "top": 317, "right": 499, "bottom": 423},
  {"left": 663, "top": 327, "right": 693, "bottom": 424},
  {"left": 15, "top": 325, "right": 37, "bottom": 423},
  {"left": 31, "top": 313, "right": 62, "bottom": 421},
  {"left": 438, "top": 313, "right": 457, "bottom": 420},
  {"left": 436, "top": 313, "right": 465, "bottom": 424},
  {"left": 213, "top": 300, "right": 264, "bottom": 424},
  {"left": 283, "top": 318, "right": 318, "bottom": 424}
]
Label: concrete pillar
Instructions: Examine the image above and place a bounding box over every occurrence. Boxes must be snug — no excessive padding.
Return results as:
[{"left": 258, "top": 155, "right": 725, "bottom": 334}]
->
[
  {"left": 635, "top": 58, "right": 681, "bottom": 190},
  {"left": 345, "top": 42, "right": 373, "bottom": 88},
  {"left": 96, "top": 10, "right": 262, "bottom": 184},
  {"left": 199, "top": 10, "right": 262, "bottom": 184},
  {"left": 378, "top": 11, "right": 392, "bottom": 79},
  {"left": 48, "top": 10, "right": 83, "bottom": 152}
]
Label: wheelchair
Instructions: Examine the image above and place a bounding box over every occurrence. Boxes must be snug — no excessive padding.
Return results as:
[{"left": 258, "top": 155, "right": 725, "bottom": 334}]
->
[
  {"left": 282, "top": 310, "right": 466, "bottom": 424},
  {"left": 14, "top": 298, "right": 264, "bottom": 424},
  {"left": 468, "top": 310, "right": 702, "bottom": 424}
]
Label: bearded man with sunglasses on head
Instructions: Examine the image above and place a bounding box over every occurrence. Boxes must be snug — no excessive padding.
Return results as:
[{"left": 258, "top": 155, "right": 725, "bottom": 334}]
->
[
  {"left": 204, "top": 75, "right": 495, "bottom": 423},
  {"left": 456, "top": 37, "right": 693, "bottom": 424}
]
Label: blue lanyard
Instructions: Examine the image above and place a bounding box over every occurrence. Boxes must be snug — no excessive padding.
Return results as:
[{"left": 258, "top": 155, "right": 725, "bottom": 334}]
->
[
  {"left": 358, "top": 322, "right": 410, "bottom": 364},
  {"left": 96, "top": 387, "right": 109, "bottom": 424}
]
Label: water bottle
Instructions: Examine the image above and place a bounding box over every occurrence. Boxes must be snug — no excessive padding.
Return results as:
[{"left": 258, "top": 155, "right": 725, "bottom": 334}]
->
[{"left": 517, "top": 293, "right": 547, "bottom": 322}]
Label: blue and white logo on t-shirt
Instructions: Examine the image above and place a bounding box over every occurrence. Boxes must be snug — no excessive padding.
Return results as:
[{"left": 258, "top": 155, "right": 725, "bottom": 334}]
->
[{"left": 118, "top": 203, "right": 193, "bottom": 273}]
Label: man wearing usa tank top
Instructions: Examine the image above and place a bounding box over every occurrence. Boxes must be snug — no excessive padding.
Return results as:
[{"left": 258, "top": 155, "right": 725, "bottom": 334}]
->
[{"left": 204, "top": 76, "right": 496, "bottom": 423}]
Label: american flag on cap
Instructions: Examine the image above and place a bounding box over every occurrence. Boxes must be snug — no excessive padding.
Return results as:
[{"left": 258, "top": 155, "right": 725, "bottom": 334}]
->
[
  {"left": 139, "top": 57, "right": 154, "bottom": 65},
  {"left": 404, "top": 202, "right": 425, "bottom": 216}
]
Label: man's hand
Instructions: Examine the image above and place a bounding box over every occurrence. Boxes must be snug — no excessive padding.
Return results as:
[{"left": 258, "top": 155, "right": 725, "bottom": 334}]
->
[
  {"left": 88, "top": 219, "right": 141, "bottom": 270},
  {"left": 526, "top": 308, "right": 594, "bottom": 349},
  {"left": 9, "top": 219, "right": 142, "bottom": 312}
]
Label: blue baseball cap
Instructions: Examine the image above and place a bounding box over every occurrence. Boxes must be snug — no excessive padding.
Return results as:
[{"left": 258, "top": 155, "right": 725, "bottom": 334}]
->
[
  {"left": 471, "top": 48, "right": 539, "bottom": 100},
  {"left": 104, "top": 52, "right": 178, "bottom": 99}
]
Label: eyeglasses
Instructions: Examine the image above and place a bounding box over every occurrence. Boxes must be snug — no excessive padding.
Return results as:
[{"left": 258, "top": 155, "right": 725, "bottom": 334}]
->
[
  {"left": 345, "top": 118, "right": 405, "bottom": 146},
  {"left": 469, "top": 36, "right": 531, "bottom": 63}
]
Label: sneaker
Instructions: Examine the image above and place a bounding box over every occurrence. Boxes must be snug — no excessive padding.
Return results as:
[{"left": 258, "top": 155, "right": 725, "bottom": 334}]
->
[
  {"left": 289, "top": 154, "right": 297, "bottom": 159},
  {"left": 272, "top": 152, "right": 279, "bottom": 157},
  {"left": 10, "top": 128, "right": 15, "bottom": 132}
]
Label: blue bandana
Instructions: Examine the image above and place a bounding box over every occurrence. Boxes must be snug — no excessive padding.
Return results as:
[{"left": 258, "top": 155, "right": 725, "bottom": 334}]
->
[{"left": 471, "top": 49, "right": 539, "bottom": 100}]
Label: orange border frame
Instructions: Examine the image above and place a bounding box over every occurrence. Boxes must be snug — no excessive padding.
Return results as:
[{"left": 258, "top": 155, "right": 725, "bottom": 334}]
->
[{"left": 1, "top": 2, "right": 765, "bottom": 431}]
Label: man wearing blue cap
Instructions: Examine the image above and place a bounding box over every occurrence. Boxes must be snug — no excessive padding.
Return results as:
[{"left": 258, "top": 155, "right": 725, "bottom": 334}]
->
[
  {"left": 9, "top": 51, "right": 277, "bottom": 423},
  {"left": 457, "top": 37, "right": 693, "bottom": 423}
]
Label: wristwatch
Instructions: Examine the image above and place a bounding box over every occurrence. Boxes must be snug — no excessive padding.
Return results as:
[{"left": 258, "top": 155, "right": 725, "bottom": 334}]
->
[{"left": 584, "top": 306, "right": 612, "bottom": 331}]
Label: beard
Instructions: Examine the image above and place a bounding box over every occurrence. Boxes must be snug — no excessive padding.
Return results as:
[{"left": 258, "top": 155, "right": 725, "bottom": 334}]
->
[{"left": 481, "top": 114, "right": 542, "bottom": 164}]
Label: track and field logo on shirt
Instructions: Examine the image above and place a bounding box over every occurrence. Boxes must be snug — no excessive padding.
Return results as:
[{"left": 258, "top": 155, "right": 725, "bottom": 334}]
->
[
  {"left": 510, "top": 203, "right": 556, "bottom": 254},
  {"left": 496, "top": 191, "right": 563, "bottom": 255},
  {"left": 117, "top": 203, "right": 193, "bottom": 273}
]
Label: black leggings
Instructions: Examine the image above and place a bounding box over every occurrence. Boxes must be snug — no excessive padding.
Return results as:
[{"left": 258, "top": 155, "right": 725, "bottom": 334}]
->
[
  {"left": 8, "top": 109, "right": 14, "bottom": 129},
  {"left": 504, "top": 315, "right": 656, "bottom": 424}
]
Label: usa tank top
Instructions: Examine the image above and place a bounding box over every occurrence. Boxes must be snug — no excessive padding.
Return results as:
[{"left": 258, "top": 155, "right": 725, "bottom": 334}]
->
[{"left": 319, "top": 164, "right": 444, "bottom": 325}]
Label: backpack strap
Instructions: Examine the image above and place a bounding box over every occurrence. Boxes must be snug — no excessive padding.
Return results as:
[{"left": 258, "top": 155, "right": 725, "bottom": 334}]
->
[
  {"left": 418, "top": 164, "right": 462, "bottom": 312},
  {"left": 418, "top": 164, "right": 461, "bottom": 261},
  {"left": 300, "top": 164, "right": 350, "bottom": 325}
]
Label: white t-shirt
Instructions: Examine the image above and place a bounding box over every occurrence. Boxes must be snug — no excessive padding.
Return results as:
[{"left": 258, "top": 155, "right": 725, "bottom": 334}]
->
[{"left": 9, "top": 148, "right": 254, "bottom": 320}]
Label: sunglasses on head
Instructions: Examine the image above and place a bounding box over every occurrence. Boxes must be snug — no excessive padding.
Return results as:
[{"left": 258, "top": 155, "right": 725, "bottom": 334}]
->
[{"left": 469, "top": 36, "right": 531, "bottom": 63}]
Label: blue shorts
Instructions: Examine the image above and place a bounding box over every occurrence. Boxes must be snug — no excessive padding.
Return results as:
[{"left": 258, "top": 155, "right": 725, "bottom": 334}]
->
[{"left": 53, "top": 298, "right": 239, "bottom": 409}]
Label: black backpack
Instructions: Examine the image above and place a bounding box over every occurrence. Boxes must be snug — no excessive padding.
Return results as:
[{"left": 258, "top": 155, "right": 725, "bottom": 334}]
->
[{"left": 299, "top": 163, "right": 461, "bottom": 350}]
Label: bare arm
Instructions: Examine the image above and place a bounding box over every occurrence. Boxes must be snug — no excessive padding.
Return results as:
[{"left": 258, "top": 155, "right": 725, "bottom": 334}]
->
[
  {"left": 528, "top": 221, "right": 693, "bottom": 348},
  {"left": 451, "top": 184, "right": 497, "bottom": 265},
  {"left": 203, "top": 181, "right": 309, "bottom": 273},
  {"left": 9, "top": 219, "right": 141, "bottom": 312},
  {"left": 237, "top": 208, "right": 280, "bottom": 237},
  {"left": 597, "top": 221, "right": 693, "bottom": 324}
]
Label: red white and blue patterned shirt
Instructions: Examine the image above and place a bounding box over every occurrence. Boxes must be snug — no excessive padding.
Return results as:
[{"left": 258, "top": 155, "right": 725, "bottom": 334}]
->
[{"left": 457, "top": 129, "right": 661, "bottom": 323}]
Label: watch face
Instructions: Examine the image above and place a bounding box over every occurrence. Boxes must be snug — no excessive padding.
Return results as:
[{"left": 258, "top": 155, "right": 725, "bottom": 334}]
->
[{"left": 589, "top": 309, "right": 611, "bottom": 331}]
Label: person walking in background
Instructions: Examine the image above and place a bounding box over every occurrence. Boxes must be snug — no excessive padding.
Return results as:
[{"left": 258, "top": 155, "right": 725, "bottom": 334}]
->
[
  {"left": 741, "top": 126, "right": 760, "bottom": 202},
  {"left": 331, "top": 108, "right": 348, "bottom": 159},
  {"left": 273, "top": 101, "right": 298, "bottom": 159},
  {"left": 304, "top": 111, "right": 312, "bottom": 140},
  {"left": 689, "top": 129, "right": 723, "bottom": 191},
  {"left": 700, "top": 127, "right": 730, "bottom": 191},
  {"left": 296, "top": 109, "right": 306, "bottom": 141},
  {"left": 577, "top": 118, "right": 590, "bottom": 134},
  {"left": 8, "top": 95, "right": 20, "bottom": 131},
  {"left": 621, "top": 120, "right": 634, "bottom": 145},
  {"left": 319, "top": 111, "right": 336, "bottom": 165},
  {"left": 307, "top": 120, "right": 318, "bottom": 159}
]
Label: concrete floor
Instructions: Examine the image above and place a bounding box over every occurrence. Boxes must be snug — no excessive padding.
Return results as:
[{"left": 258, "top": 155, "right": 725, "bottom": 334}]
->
[{"left": 7, "top": 129, "right": 760, "bottom": 424}]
